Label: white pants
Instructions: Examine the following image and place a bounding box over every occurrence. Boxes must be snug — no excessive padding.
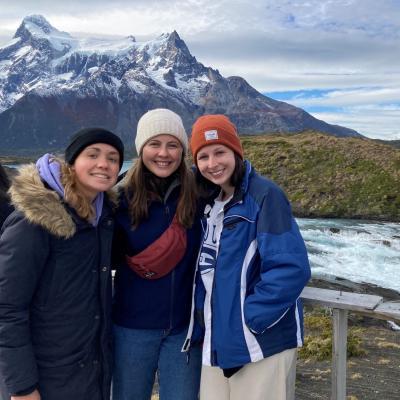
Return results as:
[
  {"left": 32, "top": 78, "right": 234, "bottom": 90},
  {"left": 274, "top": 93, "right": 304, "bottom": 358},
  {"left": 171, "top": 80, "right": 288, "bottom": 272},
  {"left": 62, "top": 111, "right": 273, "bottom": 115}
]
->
[{"left": 200, "top": 348, "right": 297, "bottom": 400}]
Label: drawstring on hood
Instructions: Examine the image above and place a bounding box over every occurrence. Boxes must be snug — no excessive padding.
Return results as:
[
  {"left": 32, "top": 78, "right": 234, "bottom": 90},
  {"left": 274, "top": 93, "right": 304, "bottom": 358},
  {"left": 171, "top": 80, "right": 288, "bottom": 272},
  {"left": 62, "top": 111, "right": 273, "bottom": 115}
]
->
[{"left": 36, "top": 153, "right": 104, "bottom": 226}]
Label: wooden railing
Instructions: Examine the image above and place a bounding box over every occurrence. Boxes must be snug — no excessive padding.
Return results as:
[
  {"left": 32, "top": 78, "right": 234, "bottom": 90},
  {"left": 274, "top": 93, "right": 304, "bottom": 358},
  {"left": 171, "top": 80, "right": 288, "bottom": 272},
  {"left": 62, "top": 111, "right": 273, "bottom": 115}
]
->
[{"left": 300, "top": 286, "right": 400, "bottom": 400}]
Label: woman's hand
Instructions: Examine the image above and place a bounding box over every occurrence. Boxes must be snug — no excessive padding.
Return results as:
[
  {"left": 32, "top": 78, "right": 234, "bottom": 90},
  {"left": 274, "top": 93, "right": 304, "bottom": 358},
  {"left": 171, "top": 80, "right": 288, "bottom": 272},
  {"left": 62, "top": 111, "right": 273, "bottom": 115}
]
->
[{"left": 11, "top": 389, "right": 41, "bottom": 400}]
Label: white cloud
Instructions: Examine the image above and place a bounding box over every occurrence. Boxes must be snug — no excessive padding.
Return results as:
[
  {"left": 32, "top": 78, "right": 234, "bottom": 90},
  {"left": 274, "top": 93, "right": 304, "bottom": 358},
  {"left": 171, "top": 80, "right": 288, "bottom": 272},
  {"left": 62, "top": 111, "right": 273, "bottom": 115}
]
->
[
  {"left": 289, "top": 87, "right": 400, "bottom": 108},
  {"left": 312, "top": 107, "right": 400, "bottom": 140}
]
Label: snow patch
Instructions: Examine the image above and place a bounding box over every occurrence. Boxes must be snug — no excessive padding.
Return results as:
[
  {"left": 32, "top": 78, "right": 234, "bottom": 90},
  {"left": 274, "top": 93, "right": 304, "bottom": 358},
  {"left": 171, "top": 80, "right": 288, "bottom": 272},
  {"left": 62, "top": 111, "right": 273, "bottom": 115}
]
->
[
  {"left": 0, "top": 60, "right": 12, "bottom": 79},
  {"left": 56, "top": 72, "right": 74, "bottom": 81},
  {"left": 127, "top": 79, "right": 147, "bottom": 93},
  {"left": 111, "top": 76, "right": 122, "bottom": 89},
  {"left": 173, "top": 72, "right": 209, "bottom": 104},
  {"left": 14, "top": 45, "right": 32, "bottom": 59}
]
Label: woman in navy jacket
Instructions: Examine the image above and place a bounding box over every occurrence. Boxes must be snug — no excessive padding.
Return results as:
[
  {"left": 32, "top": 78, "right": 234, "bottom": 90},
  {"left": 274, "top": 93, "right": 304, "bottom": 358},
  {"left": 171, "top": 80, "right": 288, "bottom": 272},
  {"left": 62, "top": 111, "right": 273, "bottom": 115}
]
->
[
  {"left": 185, "top": 115, "right": 311, "bottom": 400},
  {"left": 0, "top": 128, "right": 124, "bottom": 400},
  {"left": 112, "top": 109, "right": 202, "bottom": 400}
]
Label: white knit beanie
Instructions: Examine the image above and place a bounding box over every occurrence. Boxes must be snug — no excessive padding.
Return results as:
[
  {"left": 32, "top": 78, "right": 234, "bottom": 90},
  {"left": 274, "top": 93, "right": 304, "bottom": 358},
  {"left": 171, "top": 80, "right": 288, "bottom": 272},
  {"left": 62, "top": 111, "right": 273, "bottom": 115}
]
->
[{"left": 135, "top": 108, "right": 188, "bottom": 154}]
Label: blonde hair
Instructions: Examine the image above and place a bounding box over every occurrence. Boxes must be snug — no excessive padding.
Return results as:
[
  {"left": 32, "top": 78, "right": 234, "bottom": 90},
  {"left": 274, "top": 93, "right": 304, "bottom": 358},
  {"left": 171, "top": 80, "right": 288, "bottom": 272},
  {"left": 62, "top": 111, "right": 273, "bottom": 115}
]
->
[
  {"left": 60, "top": 161, "right": 95, "bottom": 221},
  {"left": 125, "top": 156, "right": 197, "bottom": 229}
]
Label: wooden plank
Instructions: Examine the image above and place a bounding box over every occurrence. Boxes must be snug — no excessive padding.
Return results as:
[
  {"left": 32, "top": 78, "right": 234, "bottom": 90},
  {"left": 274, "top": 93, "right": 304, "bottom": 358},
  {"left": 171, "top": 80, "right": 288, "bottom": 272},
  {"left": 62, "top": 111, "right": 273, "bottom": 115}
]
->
[
  {"left": 332, "top": 309, "right": 348, "bottom": 400},
  {"left": 301, "top": 286, "right": 383, "bottom": 312},
  {"left": 374, "top": 302, "right": 400, "bottom": 322}
]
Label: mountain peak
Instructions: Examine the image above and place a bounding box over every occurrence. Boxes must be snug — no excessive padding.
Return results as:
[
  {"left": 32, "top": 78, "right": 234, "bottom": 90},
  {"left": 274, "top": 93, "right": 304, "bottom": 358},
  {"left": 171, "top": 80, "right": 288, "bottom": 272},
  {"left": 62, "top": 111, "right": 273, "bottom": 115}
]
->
[
  {"left": 13, "top": 15, "right": 72, "bottom": 56},
  {"left": 166, "top": 31, "right": 186, "bottom": 48},
  {"left": 22, "top": 15, "right": 55, "bottom": 34},
  {"left": 14, "top": 14, "right": 71, "bottom": 43},
  {"left": 157, "top": 31, "right": 185, "bottom": 49},
  {"left": 160, "top": 31, "right": 193, "bottom": 65},
  {"left": 168, "top": 30, "right": 181, "bottom": 41}
]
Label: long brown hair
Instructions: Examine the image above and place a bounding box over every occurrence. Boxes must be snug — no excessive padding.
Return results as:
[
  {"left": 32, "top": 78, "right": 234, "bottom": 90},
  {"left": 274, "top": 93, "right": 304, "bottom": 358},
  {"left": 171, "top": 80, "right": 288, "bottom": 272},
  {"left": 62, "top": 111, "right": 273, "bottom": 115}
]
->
[
  {"left": 60, "top": 161, "right": 95, "bottom": 221},
  {"left": 124, "top": 156, "right": 197, "bottom": 229}
]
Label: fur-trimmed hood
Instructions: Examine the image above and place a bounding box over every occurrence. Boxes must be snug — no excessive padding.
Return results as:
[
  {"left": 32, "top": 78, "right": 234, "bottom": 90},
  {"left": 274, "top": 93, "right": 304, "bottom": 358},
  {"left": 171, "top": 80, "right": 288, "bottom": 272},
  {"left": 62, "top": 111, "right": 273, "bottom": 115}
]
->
[
  {"left": 9, "top": 164, "right": 117, "bottom": 239},
  {"left": 9, "top": 164, "right": 76, "bottom": 238}
]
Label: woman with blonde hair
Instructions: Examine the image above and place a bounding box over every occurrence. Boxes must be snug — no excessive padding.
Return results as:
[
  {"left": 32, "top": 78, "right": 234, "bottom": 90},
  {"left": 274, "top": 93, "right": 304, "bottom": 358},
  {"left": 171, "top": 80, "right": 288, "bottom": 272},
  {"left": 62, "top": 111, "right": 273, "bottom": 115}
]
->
[
  {"left": 112, "top": 108, "right": 202, "bottom": 400},
  {"left": 0, "top": 128, "right": 124, "bottom": 400}
]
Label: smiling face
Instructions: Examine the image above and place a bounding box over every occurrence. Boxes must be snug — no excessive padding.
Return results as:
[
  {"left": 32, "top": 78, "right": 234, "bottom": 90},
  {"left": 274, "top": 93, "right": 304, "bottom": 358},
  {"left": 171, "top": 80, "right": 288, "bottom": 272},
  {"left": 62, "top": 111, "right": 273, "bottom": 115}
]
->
[
  {"left": 196, "top": 144, "right": 236, "bottom": 197},
  {"left": 72, "top": 143, "right": 120, "bottom": 201},
  {"left": 141, "top": 134, "right": 183, "bottom": 178}
]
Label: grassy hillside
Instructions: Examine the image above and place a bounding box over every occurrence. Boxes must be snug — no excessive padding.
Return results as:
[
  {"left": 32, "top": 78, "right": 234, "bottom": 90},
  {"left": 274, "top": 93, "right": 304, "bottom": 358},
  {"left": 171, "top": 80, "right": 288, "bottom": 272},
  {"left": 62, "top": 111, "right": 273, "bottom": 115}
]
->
[{"left": 242, "top": 132, "right": 400, "bottom": 221}]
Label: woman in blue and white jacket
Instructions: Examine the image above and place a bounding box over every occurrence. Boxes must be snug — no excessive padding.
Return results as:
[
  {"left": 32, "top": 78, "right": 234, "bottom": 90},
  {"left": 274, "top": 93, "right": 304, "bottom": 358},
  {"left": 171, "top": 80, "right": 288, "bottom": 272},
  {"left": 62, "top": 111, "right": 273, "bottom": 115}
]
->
[{"left": 185, "top": 114, "right": 311, "bottom": 400}]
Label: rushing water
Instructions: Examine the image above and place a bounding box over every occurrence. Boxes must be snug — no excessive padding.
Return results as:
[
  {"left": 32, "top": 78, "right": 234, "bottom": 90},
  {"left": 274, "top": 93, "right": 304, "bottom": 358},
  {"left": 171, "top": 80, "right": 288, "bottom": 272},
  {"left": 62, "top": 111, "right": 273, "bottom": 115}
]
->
[{"left": 298, "top": 218, "right": 400, "bottom": 293}]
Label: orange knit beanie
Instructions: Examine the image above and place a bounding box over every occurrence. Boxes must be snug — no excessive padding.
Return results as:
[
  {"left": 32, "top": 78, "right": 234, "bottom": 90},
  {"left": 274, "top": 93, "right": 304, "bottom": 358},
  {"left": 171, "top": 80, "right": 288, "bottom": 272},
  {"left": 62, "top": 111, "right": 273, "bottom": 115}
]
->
[{"left": 190, "top": 114, "right": 243, "bottom": 164}]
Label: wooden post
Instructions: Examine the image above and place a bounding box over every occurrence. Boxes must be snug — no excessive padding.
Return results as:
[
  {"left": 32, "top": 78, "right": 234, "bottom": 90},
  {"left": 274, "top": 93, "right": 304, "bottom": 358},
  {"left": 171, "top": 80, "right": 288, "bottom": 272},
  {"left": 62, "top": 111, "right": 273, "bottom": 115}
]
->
[
  {"left": 331, "top": 308, "right": 348, "bottom": 400},
  {"left": 299, "top": 286, "right": 400, "bottom": 400}
]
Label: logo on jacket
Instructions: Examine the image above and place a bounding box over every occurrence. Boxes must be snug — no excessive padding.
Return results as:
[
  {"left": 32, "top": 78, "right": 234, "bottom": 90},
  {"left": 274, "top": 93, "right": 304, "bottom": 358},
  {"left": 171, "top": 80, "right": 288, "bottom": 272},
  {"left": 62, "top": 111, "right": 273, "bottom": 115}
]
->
[{"left": 199, "top": 243, "right": 217, "bottom": 274}]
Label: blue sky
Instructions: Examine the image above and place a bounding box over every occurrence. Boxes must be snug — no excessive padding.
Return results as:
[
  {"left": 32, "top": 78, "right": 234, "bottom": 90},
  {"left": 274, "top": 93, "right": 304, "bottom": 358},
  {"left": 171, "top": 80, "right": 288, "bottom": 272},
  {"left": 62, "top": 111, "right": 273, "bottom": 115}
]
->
[
  {"left": 0, "top": 0, "right": 399, "bottom": 140},
  {"left": 266, "top": 90, "right": 342, "bottom": 113}
]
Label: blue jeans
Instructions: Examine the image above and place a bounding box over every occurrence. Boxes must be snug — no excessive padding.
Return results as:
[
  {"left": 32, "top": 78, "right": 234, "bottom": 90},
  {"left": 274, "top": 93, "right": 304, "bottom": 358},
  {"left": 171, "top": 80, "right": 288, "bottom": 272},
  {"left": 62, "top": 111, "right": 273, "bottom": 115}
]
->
[{"left": 112, "top": 324, "right": 201, "bottom": 400}]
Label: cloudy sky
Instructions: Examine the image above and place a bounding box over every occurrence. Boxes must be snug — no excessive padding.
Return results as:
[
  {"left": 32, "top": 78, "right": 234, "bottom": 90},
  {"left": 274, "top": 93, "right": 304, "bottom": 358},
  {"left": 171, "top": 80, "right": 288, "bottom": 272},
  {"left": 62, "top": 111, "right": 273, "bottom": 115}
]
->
[{"left": 0, "top": 0, "right": 399, "bottom": 140}]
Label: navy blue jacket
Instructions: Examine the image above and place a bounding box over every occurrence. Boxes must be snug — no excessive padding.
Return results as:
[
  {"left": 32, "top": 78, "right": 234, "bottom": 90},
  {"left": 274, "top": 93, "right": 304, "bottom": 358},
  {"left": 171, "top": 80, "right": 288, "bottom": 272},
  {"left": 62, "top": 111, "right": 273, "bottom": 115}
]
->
[{"left": 113, "top": 180, "right": 201, "bottom": 331}]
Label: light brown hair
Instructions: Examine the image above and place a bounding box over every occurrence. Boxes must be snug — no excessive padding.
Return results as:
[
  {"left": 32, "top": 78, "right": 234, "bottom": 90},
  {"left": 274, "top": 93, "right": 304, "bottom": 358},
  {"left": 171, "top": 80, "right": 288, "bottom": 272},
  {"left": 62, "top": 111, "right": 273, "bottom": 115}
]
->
[
  {"left": 61, "top": 161, "right": 95, "bottom": 221},
  {"left": 125, "top": 156, "right": 197, "bottom": 229}
]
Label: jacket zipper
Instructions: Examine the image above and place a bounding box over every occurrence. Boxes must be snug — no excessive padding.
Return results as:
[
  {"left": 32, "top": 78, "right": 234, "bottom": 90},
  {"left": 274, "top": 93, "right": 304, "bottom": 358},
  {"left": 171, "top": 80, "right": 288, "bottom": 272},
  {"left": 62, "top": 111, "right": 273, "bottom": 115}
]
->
[
  {"left": 210, "top": 269, "right": 217, "bottom": 365},
  {"left": 209, "top": 203, "right": 229, "bottom": 366},
  {"left": 209, "top": 197, "right": 243, "bottom": 366}
]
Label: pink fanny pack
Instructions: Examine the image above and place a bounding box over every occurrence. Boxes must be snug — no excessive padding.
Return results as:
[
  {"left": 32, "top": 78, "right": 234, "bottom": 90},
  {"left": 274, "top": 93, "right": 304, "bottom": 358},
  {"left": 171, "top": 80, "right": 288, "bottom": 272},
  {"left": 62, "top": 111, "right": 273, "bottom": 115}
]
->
[{"left": 125, "top": 214, "right": 187, "bottom": 280}]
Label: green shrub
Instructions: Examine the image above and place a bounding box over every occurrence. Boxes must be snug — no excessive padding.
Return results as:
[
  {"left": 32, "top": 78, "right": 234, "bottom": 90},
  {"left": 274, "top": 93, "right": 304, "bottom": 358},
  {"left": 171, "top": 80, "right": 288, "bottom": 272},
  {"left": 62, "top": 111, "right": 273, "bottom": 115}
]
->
[{"left": 299, "top": 310, "right": 365, "bottom": 361}]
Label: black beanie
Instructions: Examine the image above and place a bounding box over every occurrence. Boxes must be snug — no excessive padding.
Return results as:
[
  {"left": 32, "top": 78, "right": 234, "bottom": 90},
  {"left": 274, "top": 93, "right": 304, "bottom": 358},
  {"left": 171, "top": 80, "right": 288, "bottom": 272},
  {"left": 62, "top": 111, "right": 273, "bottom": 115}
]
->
[{"left": 65, "top": 128, "right": 124, "bottom": 169}]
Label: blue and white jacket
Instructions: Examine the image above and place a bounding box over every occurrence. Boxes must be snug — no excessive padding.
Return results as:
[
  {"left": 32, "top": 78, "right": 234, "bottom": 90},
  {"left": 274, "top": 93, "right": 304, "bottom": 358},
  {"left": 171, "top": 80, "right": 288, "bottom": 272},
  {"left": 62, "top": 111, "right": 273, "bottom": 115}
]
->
[{"left": 183, "top": 161, "right": 311, "bottom": 369}]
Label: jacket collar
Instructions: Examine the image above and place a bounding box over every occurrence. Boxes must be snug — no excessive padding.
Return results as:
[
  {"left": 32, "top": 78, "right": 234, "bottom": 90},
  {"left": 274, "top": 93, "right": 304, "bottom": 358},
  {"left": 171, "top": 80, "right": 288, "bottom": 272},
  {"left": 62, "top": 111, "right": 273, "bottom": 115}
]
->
[{"left": 225, "top": 160, "right": 252, "bottom": 207}]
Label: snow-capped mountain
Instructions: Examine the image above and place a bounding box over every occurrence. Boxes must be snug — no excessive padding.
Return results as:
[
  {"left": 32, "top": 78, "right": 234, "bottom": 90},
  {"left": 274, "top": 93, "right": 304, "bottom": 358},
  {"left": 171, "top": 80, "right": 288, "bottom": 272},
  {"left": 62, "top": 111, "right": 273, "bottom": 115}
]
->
[{"left": 0, "top": 15, "right": 360, "bottom": 153}]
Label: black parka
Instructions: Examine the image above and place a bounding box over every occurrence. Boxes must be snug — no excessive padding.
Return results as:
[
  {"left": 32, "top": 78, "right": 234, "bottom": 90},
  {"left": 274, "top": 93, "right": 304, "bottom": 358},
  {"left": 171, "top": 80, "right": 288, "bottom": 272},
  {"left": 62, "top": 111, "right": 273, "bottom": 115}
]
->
[
  {"left": 0, "top": 196, "right": 12, "bottom": 229},
  {"left": 0, "top": 164, "right": 115, "bottom": 400}
]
